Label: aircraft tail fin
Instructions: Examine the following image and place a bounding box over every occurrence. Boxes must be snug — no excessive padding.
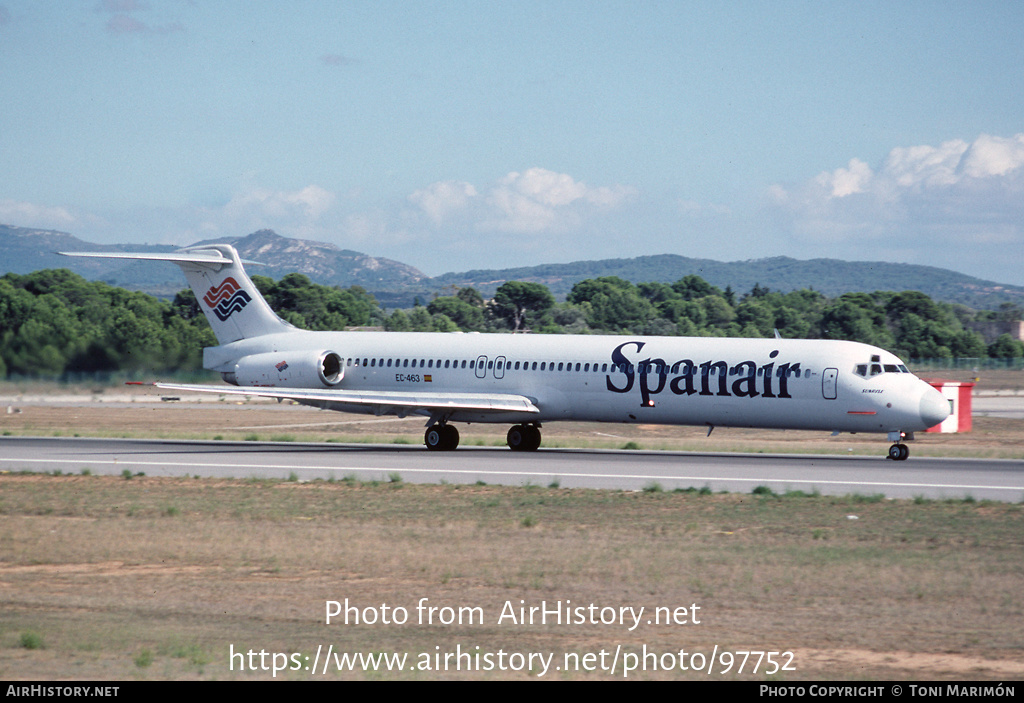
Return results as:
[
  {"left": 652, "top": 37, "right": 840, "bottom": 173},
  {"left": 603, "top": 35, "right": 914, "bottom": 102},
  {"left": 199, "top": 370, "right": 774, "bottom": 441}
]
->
[{"left": 60, "top": 245, "right": 293, "bottom": 345}]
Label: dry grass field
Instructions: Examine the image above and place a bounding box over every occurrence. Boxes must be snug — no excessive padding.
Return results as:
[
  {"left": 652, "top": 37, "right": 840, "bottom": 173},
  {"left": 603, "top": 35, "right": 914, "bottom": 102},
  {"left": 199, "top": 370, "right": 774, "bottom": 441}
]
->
[
  {"left": 1, "top": 377, "right": 1023, "bottom": 680},
  {"left": 2, "top": 474, "right": 1023, "bottom": 681}
]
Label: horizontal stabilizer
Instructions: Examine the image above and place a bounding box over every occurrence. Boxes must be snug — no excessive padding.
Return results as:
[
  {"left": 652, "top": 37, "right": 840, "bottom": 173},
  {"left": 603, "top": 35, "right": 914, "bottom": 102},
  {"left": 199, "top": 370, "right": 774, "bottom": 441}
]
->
[
  {"left": 60, "top": 245, "right": 290, "bottom": 344},
  {"left": 59, "top": 250, "right": 264, "bottom": 267}
]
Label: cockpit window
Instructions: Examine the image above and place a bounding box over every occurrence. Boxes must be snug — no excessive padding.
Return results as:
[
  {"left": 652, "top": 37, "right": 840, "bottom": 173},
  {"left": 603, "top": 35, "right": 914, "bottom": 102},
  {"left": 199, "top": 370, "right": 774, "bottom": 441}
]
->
[{"left": 854, "top": 360, "right": 912, "bottom": 377}]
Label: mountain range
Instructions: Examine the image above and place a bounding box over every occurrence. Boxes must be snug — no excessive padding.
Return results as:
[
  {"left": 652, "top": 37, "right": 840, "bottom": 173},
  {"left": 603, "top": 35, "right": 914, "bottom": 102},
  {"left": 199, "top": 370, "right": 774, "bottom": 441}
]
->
[{"left": 3, "top": 223, "right": 1023, "bottom": 310}]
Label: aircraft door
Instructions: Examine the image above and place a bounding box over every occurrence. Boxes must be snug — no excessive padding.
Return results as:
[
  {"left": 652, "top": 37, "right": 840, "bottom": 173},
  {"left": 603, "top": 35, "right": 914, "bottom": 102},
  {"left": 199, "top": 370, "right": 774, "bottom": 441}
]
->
[
  {"left": 475, "top": 355, "right": 488, "bottom": 379},
  {"left": 494, "top": 355, "right": 506, "bottom": 379},
  {"left": 822, "top": 368, "right": 838, "bottom": 400}
]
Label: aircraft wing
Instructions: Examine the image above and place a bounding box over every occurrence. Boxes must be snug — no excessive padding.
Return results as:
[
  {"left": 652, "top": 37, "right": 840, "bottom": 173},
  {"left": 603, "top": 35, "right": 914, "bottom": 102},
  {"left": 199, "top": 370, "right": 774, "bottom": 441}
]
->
[{"left": 152, "top": 382, "right": 540, "bottom": 416}]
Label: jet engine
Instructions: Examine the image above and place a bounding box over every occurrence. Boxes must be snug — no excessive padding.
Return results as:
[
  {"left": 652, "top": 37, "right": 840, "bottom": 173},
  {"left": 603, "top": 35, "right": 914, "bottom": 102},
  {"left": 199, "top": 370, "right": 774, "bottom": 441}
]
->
[{"left": 221, "top": 350, "right": 344, "bottom": 388}]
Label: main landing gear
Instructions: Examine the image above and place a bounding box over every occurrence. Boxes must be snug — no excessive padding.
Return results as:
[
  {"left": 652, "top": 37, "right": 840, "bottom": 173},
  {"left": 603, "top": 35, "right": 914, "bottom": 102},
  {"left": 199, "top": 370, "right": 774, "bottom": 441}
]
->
[
  {"left": 506, "top": 424, "right": 542, "bottom": 452},
  {"left": 424, "top": 423, "right": 543, "bottom": 451},
  {"left": 424, "top": 424, "right": 460, "bottom": 451}
]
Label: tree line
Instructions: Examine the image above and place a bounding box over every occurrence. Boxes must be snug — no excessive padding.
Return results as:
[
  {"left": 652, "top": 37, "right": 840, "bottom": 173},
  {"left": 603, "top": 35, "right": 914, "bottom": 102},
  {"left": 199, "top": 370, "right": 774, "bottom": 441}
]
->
[
  {"left": 1, "top": 268, "right": 1021, "bottom": 379},
  {"left": 418, "top": 275, "right": 1023, "bottom": 361}
]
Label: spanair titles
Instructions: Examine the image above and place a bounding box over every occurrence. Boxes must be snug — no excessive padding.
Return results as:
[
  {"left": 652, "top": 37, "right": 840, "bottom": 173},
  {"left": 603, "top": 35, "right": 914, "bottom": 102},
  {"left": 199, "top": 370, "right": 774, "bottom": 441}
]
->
[{"left": 605, "top": 341, "right": 802, "bottom": 407}]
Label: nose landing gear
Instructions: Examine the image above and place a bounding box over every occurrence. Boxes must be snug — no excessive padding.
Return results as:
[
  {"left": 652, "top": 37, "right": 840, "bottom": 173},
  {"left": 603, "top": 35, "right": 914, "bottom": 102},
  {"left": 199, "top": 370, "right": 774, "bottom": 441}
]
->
[
  {"left": 886, "top": 431, "right": 911, "bottom": 460},
  {"left": 887, "top": 443, "right": 909, "bottom": 461}
]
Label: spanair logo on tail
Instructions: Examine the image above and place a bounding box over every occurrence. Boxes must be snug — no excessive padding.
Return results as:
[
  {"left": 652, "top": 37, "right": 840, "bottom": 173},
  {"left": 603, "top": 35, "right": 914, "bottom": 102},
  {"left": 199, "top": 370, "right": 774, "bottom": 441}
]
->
[{"left": 203, "top": 277, "right": 252, "bottom": 321}]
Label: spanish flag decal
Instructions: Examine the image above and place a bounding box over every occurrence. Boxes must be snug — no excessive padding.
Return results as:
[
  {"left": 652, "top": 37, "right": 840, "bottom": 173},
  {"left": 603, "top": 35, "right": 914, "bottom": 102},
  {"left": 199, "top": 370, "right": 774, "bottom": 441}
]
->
[{"left": 424, "top": 375, "right": 432, "bottom": 382}]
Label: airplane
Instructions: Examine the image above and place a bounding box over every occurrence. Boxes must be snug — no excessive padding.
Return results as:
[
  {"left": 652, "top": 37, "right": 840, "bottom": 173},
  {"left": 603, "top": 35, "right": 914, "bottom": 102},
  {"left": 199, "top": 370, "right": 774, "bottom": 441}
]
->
[{"left": 61, "top": 245, "right": 950, "bottom": 460}]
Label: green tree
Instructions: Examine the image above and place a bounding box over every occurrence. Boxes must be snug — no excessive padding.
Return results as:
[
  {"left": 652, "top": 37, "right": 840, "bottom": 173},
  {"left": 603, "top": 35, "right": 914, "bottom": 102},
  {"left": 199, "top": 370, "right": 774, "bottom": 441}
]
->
[
  {"left": 672, "top": 275, "right": 721, "bottom": 301},
  {"left": 988, "top": 333, "right": 1024, "bottom": 358},
  {"left": 567, "top": 277, "right": 655, "bottom": 333},
  {"left": 427, "top": 295, "right": 486, "bottom": 331},
  {"left": 492, "top": 281, "right": 555, "bottom": 332}
]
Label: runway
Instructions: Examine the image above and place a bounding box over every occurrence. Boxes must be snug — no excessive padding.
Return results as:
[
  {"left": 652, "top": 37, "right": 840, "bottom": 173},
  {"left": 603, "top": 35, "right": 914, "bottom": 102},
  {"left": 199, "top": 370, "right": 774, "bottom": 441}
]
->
[{"left": 3, "top": 436, "right": 1023, "bottom": 502}]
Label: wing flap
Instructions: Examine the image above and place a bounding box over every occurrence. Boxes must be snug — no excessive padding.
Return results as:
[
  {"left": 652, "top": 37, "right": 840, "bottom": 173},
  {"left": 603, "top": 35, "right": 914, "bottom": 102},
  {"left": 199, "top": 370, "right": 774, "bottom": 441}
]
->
[{"left": 153, "top": 382, "right": 540, "bottom": 415}]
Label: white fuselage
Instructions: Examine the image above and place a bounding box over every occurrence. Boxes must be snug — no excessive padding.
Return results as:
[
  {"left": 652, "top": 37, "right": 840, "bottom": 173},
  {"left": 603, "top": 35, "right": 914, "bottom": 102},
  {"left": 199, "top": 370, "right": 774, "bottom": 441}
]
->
[{"left": 205, "top": 330, "right": 946, "bottom": 435}]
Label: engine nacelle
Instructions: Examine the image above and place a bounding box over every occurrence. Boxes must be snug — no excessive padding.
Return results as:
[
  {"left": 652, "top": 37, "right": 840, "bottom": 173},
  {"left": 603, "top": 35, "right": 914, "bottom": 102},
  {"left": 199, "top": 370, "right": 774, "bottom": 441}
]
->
[{"left": 222, "top": 350, "right": 344, "bottom": 388}]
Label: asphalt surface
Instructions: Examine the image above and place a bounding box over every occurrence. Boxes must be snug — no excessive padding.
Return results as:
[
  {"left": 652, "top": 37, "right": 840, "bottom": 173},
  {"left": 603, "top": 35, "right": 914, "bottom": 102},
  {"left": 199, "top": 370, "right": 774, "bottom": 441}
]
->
[{"left": 3, "top": 436, "right": 1023, "bottom": 502}]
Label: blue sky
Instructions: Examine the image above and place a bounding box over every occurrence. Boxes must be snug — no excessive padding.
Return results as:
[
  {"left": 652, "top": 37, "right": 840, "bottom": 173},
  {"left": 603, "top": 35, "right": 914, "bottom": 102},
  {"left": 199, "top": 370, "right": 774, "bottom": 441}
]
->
[{"left": 2, "top": 1, "right": 1023, "bottom": 285}]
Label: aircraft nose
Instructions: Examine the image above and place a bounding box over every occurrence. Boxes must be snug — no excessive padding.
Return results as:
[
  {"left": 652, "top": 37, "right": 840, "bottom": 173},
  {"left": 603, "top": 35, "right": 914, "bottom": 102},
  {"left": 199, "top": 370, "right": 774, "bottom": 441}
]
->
[{"left": 919, "top": 385, "right": 950, "bottom": 429}]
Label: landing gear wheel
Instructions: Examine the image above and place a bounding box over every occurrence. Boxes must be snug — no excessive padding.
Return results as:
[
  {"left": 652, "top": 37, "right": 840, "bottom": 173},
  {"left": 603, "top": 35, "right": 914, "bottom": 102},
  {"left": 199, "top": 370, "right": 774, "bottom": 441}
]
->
[
  {"left": 442, "top": 424, "right": 460, "bottom": 450},
  {"left": 887, "top": 443, "right": 909, "bottom": 461},
  {"left": 507, "top": 424, "right": 541, "bottom": 451},
  {"left": 425, "top": 424, "right": 460, "bottom": 451},
  {"left": 525, "top": 425, "right": 541, "bottom": 451}
]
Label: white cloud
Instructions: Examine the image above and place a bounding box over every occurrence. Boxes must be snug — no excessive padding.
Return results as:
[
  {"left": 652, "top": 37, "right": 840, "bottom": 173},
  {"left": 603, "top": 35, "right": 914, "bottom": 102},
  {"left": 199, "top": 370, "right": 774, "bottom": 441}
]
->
[
  {"left": 959, "top": 133, "right": 1024, "bottom": 179},
  {"left": 406, "top": 167, "right": 636, "bottom": 234},
  {"left": 183, "top": 185, "right": 341, "bottom": 243},
  {"left": 406, "top": 168, "right": 637, "bottom": 235},
  {"left": 815, "top": 158, "right": 873, "bottom": 198},
  {"left": 767, "top": 133, "right": 1024, "bottom": 282},
  {"left": 407, "top": 181, "right": 477, "bottom": 225},
  {"left": 0, "top": 199, "right": 77, "bottom": 229},
  {"left": 223, "top": 185, "right": 335, "bottom": 221}
]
